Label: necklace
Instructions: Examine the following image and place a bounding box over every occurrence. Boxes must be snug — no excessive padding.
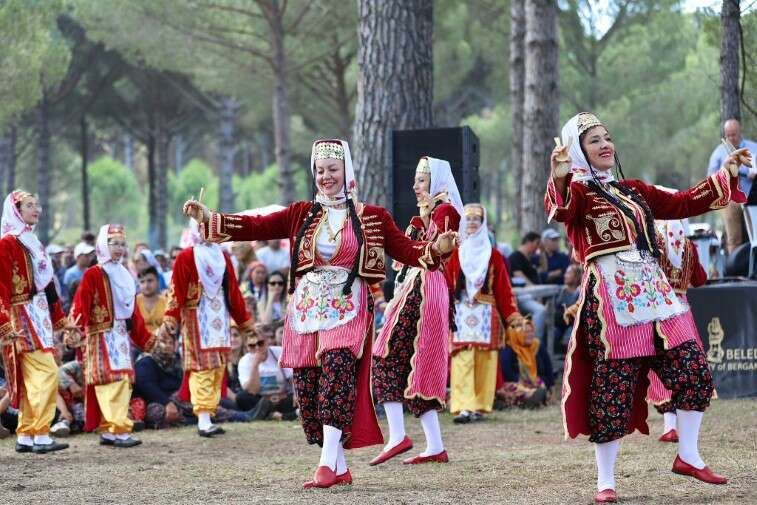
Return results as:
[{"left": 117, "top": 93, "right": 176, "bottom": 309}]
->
[{"left": 325, "top": 215, "right": 344, "bottom": 243}]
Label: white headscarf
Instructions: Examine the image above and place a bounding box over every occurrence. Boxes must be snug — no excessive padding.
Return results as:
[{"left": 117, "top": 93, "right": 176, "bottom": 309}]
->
[
  {"left": 190, "top": 220, "right": 226, "bottom": 298},
  {"left": 654, "top": 186, "right": 690, "bottom": 269},
  {"left": 560, "top": 113, "right": 615, "bottom": 184},
  {"left": 427, "top": 157, "right": 465, "bottom": 218},
  {"left": 95, "top": 224, "right": 136, "bottom": 320},
  {"left": 1, "top": 191, "right": 54, "bottom": 291},
  {"left": 310, "top": 139, "right": 356, "bottom": 207},
  {"left": 459, "top": 204, "right": 492, "bottom": 300}
]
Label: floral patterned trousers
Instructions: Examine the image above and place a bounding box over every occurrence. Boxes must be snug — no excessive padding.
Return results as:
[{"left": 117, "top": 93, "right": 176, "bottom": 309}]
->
[
  {"left": 372, "top": 277, "right": 443, "bottom": 417},
  {"left": 583, "top": 273, "right": 713, "bottom": 443},
  {"left": 292, "top": 348, "right": 356, "bottom": 447}
]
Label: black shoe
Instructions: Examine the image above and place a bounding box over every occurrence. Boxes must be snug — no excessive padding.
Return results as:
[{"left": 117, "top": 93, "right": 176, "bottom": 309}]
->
[
  {"left": 15, "top": 443, "right": 34, "bottom": 453},
  {"left": 32, "top": 441, "right": 69, "bottom": 454},
  {"left": 113, "top": 436, "right": 142, "bottom": 448},
  {"left": 453, "top": 412, "right": 471, "bottom": 424},
  {"left": 470, "top": 412, "right": 483, "bottom": 422},
  {"left": 198, "top": 424, "right": 225, "bottom": 437},
  {"left": 100, "top": 435, "right": 115, "bottom": 446}
]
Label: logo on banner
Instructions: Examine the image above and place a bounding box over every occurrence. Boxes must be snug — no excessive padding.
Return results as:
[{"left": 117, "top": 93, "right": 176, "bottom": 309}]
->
[{"left": 706, "top": 317, "right": 725, "bottom": 364}]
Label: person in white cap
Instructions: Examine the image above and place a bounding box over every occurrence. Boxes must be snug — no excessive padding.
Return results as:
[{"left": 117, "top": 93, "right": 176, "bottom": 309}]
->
[
  {"left": 63, "top": 242, "right": 95, "bottom": 293},
  {"left": 538, "top": 228, "right": 570, "bottom": 284}
]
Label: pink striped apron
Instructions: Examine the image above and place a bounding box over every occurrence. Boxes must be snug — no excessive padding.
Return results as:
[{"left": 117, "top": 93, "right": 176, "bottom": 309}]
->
[
  {"left": 279, "top": 216, "right": 370, "bottom": 368},
  {"left": 374, "top": 265, "right": 450, "bottom": 404},
  {"left": 646, "top": 294, "right": 704, "bottom": 404}
]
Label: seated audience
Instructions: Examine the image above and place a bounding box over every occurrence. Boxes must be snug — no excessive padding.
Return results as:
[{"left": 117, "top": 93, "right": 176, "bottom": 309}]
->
[
  {"left": 259, "top": 270, "right": 288, "bottom": 324},
  {"left": 497, "top": 321, "right": 553, "bottom": 409},
  {"left": 136, "top": 266, "right": 167, "bottom": 334},
  {"left": 537, "top": 229, "right": 570, "bottom": 284},
  {"left": 554, "top": 264, "right": 583, "bottom": 354},
  {"left": 509, "top": 232, "right": 547, "bottom": 342},
  {"left": 238, "top": 332, "right": 296, "bottom": 421}
]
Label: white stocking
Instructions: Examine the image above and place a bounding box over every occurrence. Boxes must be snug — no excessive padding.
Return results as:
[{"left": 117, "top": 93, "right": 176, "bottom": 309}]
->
[
  {"left": 595, "top": 439, "right": 621, "bottom": 492},
  {"left": 319, "top": 425, "right": 342, "bottom": 471},
  {"left": 677, "top": 409, "right": 705, "bottom": 469},
  {"left": 336, "top": 442, "right": 348, "bottom": 474},
  {"left": 419, "top": 410, "right": 444, "bottom": 456},
  {"left": 382, "top": 401, "right": 406, "bottom": 451},
  {"left": 197, "top": 412, "right": 212, "bottom": 431},
  {"left": 663, "top": 412, "right": 677, "bottom": 434}
]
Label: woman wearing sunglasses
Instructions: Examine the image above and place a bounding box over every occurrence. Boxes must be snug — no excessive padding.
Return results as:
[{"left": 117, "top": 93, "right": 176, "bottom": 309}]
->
[{"left": 259, "top": 271, "right": 287, "bottom": 324}]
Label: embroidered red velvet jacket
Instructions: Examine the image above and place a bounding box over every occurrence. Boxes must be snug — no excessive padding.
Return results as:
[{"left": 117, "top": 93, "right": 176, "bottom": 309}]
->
[
  {"left": 544, "top": 168, "right": 744, "bottom": 263},
  {"left": 201, "top": 201, "right": 442, "bottom": 282},
  {"left": 164, "top": 247, "right": 253, "bottom": 372},
  {"left": 71, "top": 265, "right": 156, "bottom": 385},
  {"left": 0, "top": 235, "right": 66, "bottom": 340},
  {"left": 445, "top": 248, "right": 520, "bottom": 351}
]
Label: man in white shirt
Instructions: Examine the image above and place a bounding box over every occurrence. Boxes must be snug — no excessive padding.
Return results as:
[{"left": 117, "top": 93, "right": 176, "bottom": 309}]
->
[{"left": 255, "top": 239, "right": 290, "bottom": 274}]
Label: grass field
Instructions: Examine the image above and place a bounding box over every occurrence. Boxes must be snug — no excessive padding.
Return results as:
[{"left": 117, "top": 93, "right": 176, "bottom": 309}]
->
[{"left": 2, "top": 399, "right": 755, "bottom": 504}]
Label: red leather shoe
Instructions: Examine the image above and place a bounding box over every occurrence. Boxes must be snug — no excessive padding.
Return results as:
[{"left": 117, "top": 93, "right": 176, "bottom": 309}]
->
[
  {"left": 369, "top": 436, "right": 413, "bottom": 466},
  {"left": 403, "top": 450, "right": 449, "bottom": 465},
  {"left": 659, "top": 429, "right": 679, "bottom": 443},
  {"left": 303, "top": 469, "right": 352, "bottom": 489},
  {"left": 302, "top": 466, "right": 338, "bottom": 489},
  {"left": 594, "top": 489, "right": 617, "bottom": 503},
  {"left": 672, "top": 455, "right": 728, "bottom": 484}
]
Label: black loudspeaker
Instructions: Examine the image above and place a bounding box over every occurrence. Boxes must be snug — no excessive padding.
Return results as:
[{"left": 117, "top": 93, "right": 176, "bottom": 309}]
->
[{"left": 388, "top": 126, "right": 480, "bottom": 231}]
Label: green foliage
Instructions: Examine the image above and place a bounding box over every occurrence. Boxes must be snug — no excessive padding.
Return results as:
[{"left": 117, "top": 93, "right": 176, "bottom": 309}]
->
[
  {"left": 88, "top": 156, "right": 145, "bottom": 232},
  {"left": 234, "top": 165, "right": 281, "bottom": 211},
  {"left": 0, "top": 0, "right": 71, "bottom": 123}
]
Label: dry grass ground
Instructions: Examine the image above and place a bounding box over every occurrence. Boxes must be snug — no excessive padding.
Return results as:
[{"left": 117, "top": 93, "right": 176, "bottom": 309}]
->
[{"left": 2, "top": 399, "right": 755, "bottom": 504}]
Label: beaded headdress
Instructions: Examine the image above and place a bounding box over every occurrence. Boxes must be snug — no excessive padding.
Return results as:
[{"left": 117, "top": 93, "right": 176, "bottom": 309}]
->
[
  {"left": 464, "top": 205, "right": 484, "bottom": 218},
  {"left": 107, "top": 224, "right": 126, "bottom": 240},
  {"left": 314, "top": 141, "right": 345, "bottom": 161},
  {"left": 577, "top": 113, "right": 604, "bottom": 137},
  {"left": 11, "top": 190, "right": 33, "bottom": 205},
  {"left": 416, "top": 157, "right": 431, "bottom": 174}
]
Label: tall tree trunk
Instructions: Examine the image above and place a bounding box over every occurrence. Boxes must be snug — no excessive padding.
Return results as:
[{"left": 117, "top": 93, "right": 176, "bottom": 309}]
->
[
  {"left": 175, "top": 133, "right": 186, "bottom": 174},
  {"left": 37, "top": 93, "right": 52, "bottom": 243},
  {"left": 0, "top": 126, "right": 11, "bottom": 194},
  {"left": 353, "top": 0, "right": 434, "bottom": 206},
  {"left": 521, "top": 0, "right": 560, "bottom": 235},
  {"left": 269, "top": 3, "right": 295, "bottom": 204},
  {"left": 720, "top": 0, "right": 741, "bottom": 123},
  {"left": 123, "top": 133, "right": 134, "bottom": 170},
  {"left": 510, "top": 0, "right": 526, "bottom": 232},
  {"left": 147, "top": 129, "right": 158, "bottom": 248},
  {"left": 156, "top": 116, "right": 170, "bottom": 249},
  {"left": 81, "top": 116, "right": 91, "bottom": 231},
  {"left": 219, "top": 96, "right": 238, "bottom": 212}
]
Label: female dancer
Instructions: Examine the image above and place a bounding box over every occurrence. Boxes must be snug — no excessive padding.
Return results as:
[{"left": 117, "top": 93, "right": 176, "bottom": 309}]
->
[
  {"left": 182, "top": 139, "right": 457, "bottom": 488},
  {"left": 370, "top": 156, "right": 461, "bottom": 465},
  {"left": 647, "top": 217, "right": 708, "bottom": 442},
  {"left": 0, "top": 190, "right": 73, "bottom": 453},
  {"left": 161, "top": 222, "right": 253, "bottom": 437},
  {"left": 445, "top": 203, "right": 525, "bottom": 423},
  {"left": 71, "top": 224, "right": 157, "bottom": 448},
  {"left": 546, "top": 112, "right": 749, "bottom": 502}
]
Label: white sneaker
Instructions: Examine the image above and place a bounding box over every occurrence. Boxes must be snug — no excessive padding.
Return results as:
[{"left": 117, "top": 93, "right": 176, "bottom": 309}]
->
[{"left": 50, "top": 420, "right": 71, "bottom": 438}]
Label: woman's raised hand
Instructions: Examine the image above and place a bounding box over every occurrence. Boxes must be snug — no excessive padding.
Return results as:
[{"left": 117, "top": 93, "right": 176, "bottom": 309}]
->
[
  {"left": 183, "top": 199, "right": 210, "bottom": 223},
  {"left": 551, "top": 136, "right": 572, "bottom": 178},
  {"left": 432, "top": 229, "right": 460, "bottom": 255},
  {"left": 722, "top": 147, "right": 753, "bottom": 177}
]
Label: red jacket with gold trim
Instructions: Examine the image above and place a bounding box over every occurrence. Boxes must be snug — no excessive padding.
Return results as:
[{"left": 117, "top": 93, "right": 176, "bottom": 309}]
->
[
  {"left": 164, "top": 247, "right": 253, "bottom": 371},
  {"left": 201, "top": 201, "right": 444, "bottom": 282},
  {"left": 544, "top": 168, "right": 744, "bottom": 264},
  {"left": 445, "top": 248, "right": 520, "bottom": 351},
  {"left": 0, "top": 235, "right": 66, "bottom": 340}
]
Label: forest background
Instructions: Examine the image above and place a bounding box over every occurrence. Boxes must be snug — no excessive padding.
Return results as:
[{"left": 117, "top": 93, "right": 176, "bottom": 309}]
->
[{"left": 1, "top": 0, "right": 755, "bottom": 248}]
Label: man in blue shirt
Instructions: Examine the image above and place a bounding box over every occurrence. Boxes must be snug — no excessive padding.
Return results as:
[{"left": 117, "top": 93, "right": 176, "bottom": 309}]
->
[
  {"left": 536, "top": 229, "right": 571, "bottom": 284},
  {"left": 707, "top": 119, "right": 757, "bottom": 253}
]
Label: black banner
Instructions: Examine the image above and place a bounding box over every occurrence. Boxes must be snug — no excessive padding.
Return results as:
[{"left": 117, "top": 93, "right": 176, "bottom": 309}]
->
[{"left": 688, "top": 281, "right": 757, "bottom": 399}]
